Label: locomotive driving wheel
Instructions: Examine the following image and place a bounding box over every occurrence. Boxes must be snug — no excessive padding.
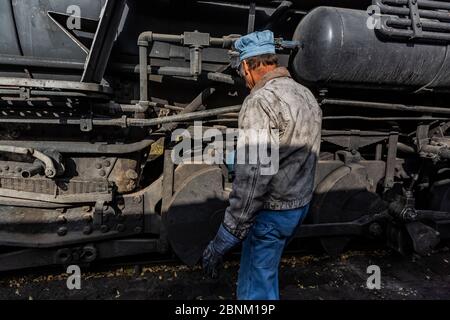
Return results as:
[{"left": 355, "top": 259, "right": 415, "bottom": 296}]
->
[
  {"left": 311, "top": 164, "right": 386, "bottom": 256},
  {"left": 163, "top": 164, "right": 228, "bottom": 266}
]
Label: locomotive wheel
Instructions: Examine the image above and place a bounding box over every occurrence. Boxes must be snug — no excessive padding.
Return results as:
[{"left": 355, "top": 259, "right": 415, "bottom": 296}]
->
[
  {"left": 311, "top": 164, "right": 384, "bottom": 256},
  {"left": 164, "top": 165, "right": 228, "bottom": 266}
]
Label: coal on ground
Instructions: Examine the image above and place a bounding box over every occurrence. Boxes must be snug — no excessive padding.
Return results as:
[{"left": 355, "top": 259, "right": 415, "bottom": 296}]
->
[{"left": 0, "top": 248, "right": 449, "bottom": 300}]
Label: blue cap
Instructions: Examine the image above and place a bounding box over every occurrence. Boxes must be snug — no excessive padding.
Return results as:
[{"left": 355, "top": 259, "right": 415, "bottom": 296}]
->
[{"left": 234, "top": 30, "right": 276, "bottom": 62}]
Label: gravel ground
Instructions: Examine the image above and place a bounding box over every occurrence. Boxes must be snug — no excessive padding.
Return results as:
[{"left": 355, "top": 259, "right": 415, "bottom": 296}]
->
[{"left": 0, "top": 246, "right": 449, "bottom": 300}]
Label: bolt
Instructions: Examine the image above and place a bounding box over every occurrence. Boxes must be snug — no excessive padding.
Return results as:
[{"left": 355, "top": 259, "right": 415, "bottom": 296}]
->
[
  {"left": 57, "top": 226, "right": 68, "bottom": 236},
  {"left": 83, "top": 225, "right": 93, "bottom": 235},
  {"left": 95, "top": 163, "right": 102, "bottom": 169},
  {"left": 117, "top": 224, "right": 125, "bottom": 232},
  {"left": 126, "top": 169, "right": 138, "bottom": 180},
  {"left": 117, "top": 201, "right": 125, "bottom": 210},
  {"left": 57, "top": 215, "right": 67, "bottom": 223},
  {"left": 103, "top": 160, "right": 111, "bottom": 167},
  {"left": 99, "top": 170, "right": 106, "bottom": 177},
  {"left": 45, "top": 169, "right": 55, "bottom": 177},
  {"left": 82, "top": 214, "right": 93, "bottom": 222},
  {"left": 100, "top": 224, "right": 109, "bottom": 233},
  {"left": 133, "top": 196, "right": 142, "bottom": 204},
  {"left": 17, "top": 167, "right": 22, "bottom": 173},
  {"left": 134, "top": 226, "right": 142, "bottom": 233}
]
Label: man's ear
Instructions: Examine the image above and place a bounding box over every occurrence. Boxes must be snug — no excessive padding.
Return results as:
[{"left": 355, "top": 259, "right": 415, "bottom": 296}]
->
[
  {"left": 242, "top": 60, "right": 250, "bottom": 75},
  {"left": 242, "top": 60, "right": 254, "bottom": 88}
]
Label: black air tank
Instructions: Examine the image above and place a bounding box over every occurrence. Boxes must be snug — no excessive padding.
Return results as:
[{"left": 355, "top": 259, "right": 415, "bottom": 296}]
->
[{"left": 291, "top": 7, "right": 450, "bottom": 91}]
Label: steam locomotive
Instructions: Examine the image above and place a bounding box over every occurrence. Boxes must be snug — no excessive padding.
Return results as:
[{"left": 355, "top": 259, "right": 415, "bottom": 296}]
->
[{"left": 0, "top": 0, "right": 449, "bottom": 271}]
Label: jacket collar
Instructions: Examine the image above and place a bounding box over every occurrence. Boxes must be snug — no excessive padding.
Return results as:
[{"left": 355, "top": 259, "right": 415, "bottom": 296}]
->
[{"left": 251, "top": 66, "right": 292, "bottom": 94}]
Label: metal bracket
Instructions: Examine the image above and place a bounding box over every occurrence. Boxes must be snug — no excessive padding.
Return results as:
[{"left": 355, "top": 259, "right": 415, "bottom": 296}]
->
[
  {"left": 408, "top": 0, "right": 423, "bottom": 39},
  {"left": 94, "top": 200, "right": 105, "bottom": 226},
  {"left": 247, "top": 2, "right": 256, "bottom": 33},
  {"left": 416, "top": 124, "right": 430, "bottom": 150},
  {"left": 19, "top": 87, "right": 30, "bottom": 100},
  {"left": 80, "top": 116, "right": 93, "bottom": 132},
  {"left": 384, "top": 132, "right": 399, "bottom": 190}
]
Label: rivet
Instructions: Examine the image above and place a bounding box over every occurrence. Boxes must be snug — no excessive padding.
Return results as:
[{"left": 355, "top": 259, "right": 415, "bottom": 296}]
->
[
  {"left": 57, "top": 226, "right": 68, "bottom": 236},
  {"left": 95, "top": 163, "right": 102, "bottom": 169},
  {"left": 99, "top": 170, "right": 106, "bottom": 177},
  {"left": 103, "top": 160, "right": 111, "bottom": 167},
  {"left": 134, "top": 226, "right": 142, "bottom": 233},
  {"left": 126, "top": 169, "right": 138, "bottom": 180},
  {"left": 100, "top": 224, "right": 109, "bottom": 233},
  {"left": 117, "top": 224, "right": 125, "bottom": 232},
  {"left": 82, "top": 213, "right": 93, "bottom": 222},
  {"left": 133, "top": 196, "right": 142, "bottom": 204},
  {"left": 83, "top": 225, "right": 93, "bottom": 235}
]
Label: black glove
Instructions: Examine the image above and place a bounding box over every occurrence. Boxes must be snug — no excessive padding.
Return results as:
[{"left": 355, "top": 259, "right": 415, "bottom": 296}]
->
[{"left": 202, "top": 224, "right": 240, "bottom": 279}]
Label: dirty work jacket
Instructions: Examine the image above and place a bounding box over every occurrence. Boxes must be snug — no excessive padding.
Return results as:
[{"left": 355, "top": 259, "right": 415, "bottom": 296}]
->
[{"left": 223, "top": 67, "right": 322, "bottom": 240}]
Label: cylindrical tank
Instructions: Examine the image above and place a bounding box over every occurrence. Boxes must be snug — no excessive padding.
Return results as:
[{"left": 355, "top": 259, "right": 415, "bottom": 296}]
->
[{"left": 291, "top": 7, "right": 450, "bottom": 91}]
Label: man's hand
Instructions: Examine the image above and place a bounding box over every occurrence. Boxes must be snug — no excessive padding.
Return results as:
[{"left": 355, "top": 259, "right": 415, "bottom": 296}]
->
[
  {"left": 202, "top": 241, "right": 223, "bottom": 279},
  {"left": 201, "top": 224, "right": 240, "bottom": 279}
]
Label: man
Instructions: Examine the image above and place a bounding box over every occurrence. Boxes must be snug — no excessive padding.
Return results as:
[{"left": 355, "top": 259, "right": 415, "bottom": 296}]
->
[{"left": 202, "top": 30, "right": 322, "bottom": 300}]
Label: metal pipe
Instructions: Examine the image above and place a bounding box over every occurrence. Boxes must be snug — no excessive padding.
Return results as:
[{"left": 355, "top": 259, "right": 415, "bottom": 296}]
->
[
  {"left": 156, "top": 67, "right": 192, "bottom": 77},
  {"left": 397, "top": 142, "right": 416, "bottom": 154},
  {"left": 125, "top": 105, "right": 241, "bottom": 127},
  {"left": 0, "top": 54, "right": 84, "bottom": 70},
  {"left": 162, "top": 88, "right": 216, "bottom": 131},
  {"left": 21, "top": 160, "right": 44, "bottom": 178},
  {"left": 321, "top": 99, "right": 450, "bottom": 115},
  {"left": 384, "top": 0, "right": 450, "bottom": 11},
  {"left": 0, "top": 139, "right": 155, "bottom": 154},
  {"left": 0, "top": 105, "right": 242, "bottom": 128},
  {"left": 139, "top": 45, "right": 149, "bottom": 107},
  {"left": 376, "top": 0, "right": 450, "bottom": 21},
  {"left": 323, "top": 116, "right": 450, "bottom": 121},
  {"left": 207, "top": 72, "right": 236, "bottom": 84},
  {"left": 0, "top": 146, "right": 56, "bottom": 178}
]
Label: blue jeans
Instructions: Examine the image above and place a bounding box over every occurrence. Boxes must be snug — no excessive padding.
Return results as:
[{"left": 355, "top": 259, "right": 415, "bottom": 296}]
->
[{"left": 236, "top": 204, "right": 309, "bottom": 300}]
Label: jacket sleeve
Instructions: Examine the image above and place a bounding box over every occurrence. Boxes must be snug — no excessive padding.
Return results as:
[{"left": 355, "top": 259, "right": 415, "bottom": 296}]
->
[{"left": 222, "top": 95, "right": 277, "bottom": 239}]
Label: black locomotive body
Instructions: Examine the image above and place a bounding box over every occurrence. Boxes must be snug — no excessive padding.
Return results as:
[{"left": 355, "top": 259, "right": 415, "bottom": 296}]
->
[{"left": 0, "top": 0, "right": 449, "bottom": 271}]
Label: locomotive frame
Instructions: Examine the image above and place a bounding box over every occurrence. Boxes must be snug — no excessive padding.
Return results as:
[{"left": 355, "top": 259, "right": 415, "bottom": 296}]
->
[{"left": 0, "top": 0, "right": 449, "bottom": 271}]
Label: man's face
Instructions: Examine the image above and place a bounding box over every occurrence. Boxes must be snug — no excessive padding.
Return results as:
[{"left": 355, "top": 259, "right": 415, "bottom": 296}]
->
[{"left": 238, "top": 60, "right": 255, "bottom": 89}]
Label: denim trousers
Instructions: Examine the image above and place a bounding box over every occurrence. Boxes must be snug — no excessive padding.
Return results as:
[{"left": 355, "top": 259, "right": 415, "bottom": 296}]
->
[{"left": 236, "top": 204, "right": 309, "bottom": 300}]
